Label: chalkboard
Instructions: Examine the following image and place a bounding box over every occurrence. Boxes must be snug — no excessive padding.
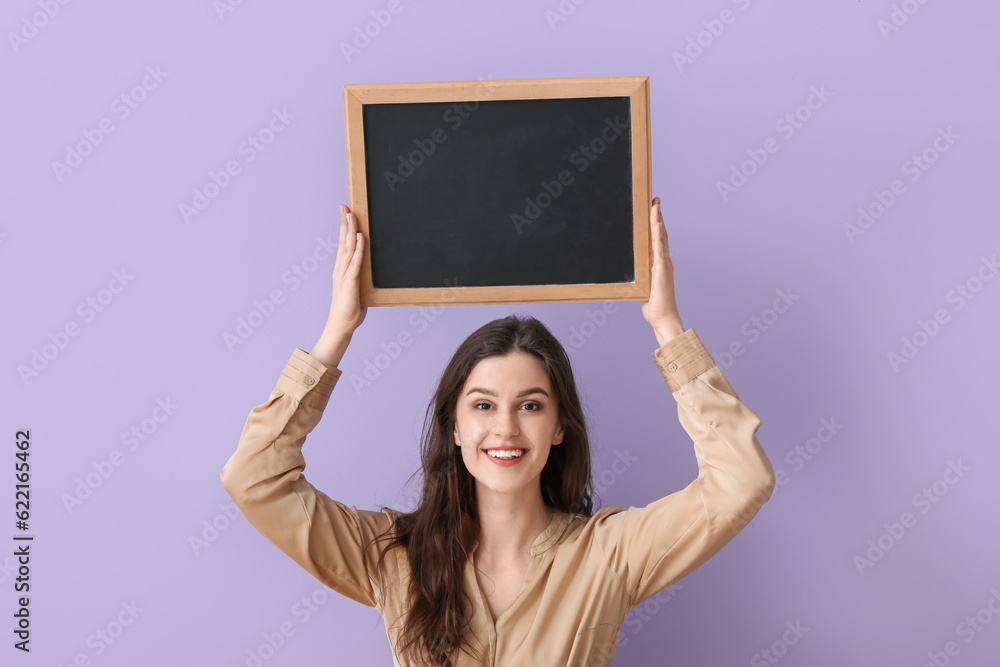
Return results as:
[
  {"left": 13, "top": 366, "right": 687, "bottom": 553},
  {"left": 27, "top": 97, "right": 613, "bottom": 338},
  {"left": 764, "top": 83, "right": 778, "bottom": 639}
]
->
[{"left": 344, "top": 76, "right": 652, "bottom": 306}]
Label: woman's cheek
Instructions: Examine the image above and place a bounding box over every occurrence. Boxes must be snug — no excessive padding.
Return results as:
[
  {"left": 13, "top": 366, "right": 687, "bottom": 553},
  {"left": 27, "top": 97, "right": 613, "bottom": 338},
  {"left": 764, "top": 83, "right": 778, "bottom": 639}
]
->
[{"left": 455, "top": 424, "right": 481, "bottom": 451}]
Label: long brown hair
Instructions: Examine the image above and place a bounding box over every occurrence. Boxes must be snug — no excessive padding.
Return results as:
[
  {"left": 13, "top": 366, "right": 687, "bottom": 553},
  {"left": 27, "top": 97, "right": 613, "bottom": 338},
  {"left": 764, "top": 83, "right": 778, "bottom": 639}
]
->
[{"left": 368, "top": 314, "right": 595, "bottom": 666}]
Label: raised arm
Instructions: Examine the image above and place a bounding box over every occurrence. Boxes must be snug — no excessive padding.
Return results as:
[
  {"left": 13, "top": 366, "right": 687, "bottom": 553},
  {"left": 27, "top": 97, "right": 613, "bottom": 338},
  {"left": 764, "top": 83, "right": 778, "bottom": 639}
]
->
[
  {"left": 590, "top": 328, "right": 775, "bottom": 606},
  {"left": 641, "top": 197, "right": 685, "bottom": 347},
  {"left": 219, "top": 205, "right": 393, "bottom": 607},
  {"left": 590, "top": 199, "right": 776, "bottom": 606},
  {"left": 309, "top": 203, "right": 368, "bottom": 366}
]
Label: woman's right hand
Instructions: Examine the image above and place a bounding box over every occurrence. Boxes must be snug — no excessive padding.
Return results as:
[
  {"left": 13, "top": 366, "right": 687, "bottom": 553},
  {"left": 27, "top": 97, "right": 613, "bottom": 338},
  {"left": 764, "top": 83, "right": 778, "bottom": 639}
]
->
[{"left": 310, "top": 205, "right": 367, "bottom": 366}]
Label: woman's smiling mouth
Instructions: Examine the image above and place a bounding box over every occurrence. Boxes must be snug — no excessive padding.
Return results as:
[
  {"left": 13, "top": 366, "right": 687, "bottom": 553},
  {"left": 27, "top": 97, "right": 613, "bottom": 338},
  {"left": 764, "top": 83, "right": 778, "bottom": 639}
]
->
[{"left": 484, "top": 448, "right": 526, "bottom": 464}]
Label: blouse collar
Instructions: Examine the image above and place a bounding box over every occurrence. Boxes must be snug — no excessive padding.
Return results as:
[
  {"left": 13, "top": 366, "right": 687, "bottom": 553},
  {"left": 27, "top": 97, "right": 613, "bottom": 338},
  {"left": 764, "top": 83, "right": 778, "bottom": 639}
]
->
[{"left": 467, "top": 508, "right": 575, "bottom": 559}]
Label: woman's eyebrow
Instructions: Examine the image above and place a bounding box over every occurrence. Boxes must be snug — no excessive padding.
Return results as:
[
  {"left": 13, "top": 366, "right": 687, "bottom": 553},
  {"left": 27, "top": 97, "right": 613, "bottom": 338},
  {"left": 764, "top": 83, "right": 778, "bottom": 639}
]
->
[{"left": 465, "top": 387, "right": 549, "bottom": 398}]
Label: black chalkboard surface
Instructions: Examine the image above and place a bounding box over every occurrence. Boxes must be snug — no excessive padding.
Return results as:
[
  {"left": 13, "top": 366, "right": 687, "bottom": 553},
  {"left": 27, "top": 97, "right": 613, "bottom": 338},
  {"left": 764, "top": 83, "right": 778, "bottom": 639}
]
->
[{"left": 344, "top": 76, "right": 652, "bottom": 306}]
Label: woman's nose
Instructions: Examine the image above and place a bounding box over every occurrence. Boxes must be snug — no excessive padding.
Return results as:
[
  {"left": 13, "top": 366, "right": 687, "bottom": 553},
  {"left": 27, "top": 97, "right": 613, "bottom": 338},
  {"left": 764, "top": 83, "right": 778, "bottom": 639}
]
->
[{"left": 492, "top": 409, "right": 519, "bottom": 437}]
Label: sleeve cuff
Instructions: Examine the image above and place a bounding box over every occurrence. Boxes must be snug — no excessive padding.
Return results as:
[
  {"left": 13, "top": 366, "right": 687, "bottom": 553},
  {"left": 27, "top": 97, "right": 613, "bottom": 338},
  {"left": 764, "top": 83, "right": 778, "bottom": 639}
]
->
[
  {"left": 272, "top": 348, "right": 343, "bottom": 411},
  {"left": 651, "top": 328, "right": 717, "bottom": 393}
]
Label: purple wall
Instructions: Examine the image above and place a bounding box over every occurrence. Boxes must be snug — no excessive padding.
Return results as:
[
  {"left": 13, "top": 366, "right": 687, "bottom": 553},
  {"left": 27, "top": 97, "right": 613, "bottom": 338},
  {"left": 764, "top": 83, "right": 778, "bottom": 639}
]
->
[{"left": 4, "top": 1, "right": 998, "bottom": 665}]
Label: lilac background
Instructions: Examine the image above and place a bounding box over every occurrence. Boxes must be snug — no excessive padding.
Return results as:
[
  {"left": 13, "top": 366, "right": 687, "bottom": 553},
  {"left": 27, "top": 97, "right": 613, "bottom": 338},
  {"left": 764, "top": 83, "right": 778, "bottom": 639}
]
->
[{"left": 3, "top": 1, "right": 999, "bottom": 665}]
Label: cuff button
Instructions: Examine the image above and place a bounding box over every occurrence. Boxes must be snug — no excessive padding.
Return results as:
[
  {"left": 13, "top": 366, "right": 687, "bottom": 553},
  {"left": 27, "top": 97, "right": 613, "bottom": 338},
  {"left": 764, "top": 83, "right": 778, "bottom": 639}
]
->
[
  {"left": 304, "top": 376, "right": 315, "bottom": 385},
  {"left": 667, "top": 363, "right": 678, "bottom": 372}
]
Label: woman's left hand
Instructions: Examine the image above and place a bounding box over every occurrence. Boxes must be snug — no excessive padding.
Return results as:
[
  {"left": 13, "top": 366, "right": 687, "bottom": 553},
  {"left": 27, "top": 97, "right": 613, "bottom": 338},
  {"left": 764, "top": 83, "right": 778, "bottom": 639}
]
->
[{"left": 641, "top": 197, "right": 685, "bottom": 345}]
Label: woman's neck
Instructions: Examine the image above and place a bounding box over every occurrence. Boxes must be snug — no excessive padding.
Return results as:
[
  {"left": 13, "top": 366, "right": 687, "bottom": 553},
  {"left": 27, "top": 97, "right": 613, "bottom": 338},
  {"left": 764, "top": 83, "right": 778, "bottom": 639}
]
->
[{"left": 474, "top": 488, "right": 554, "bottom": 564}]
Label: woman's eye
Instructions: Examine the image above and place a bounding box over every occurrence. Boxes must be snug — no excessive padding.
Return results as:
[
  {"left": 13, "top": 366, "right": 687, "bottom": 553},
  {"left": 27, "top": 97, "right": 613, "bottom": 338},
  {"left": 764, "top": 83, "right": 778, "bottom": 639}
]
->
[{"left": 471, "top": 401, "right": 541, "bottom": 411}]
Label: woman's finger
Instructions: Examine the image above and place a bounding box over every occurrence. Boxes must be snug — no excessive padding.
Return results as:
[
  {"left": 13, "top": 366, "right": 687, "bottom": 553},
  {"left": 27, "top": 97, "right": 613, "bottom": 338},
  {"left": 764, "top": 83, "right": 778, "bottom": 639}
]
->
[
  {"left": 338, "top": 205, "right": 349, "bottom": 262},
  {"left": 653, "top": 200, "right": 673, "bottom": 267},
  {"left": 340, "top": 211, "right": 360, "bottom": 281},
  {"left": 347, "top": 232, "right": 365, "bottom": 276},
  {"left": 650, "top": 202, "right": 664, "bottom": 268},
  {"left": 334, "top": 206, "right": 351, "bottom": 282}
]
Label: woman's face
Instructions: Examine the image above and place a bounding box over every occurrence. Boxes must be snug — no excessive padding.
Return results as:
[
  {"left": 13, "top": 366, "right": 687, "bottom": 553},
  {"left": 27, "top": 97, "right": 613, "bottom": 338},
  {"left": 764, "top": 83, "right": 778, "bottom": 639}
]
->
[{"left": 453, "top": 352, "right": 565, "bottom": 501}]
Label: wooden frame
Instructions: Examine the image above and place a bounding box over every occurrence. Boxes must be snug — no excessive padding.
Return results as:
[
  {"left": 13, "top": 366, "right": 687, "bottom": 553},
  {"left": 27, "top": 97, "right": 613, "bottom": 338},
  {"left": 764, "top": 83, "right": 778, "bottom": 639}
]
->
[{"left": 343, "top": 75, "right": 652, "bottom": 307}]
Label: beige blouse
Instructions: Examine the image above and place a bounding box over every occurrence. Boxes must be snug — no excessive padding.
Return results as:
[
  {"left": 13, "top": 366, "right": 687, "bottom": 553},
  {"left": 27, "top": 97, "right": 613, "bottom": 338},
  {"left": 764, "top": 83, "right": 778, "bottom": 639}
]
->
[{"left": 220, "top": 327, "right": 776, "bottom": 666}]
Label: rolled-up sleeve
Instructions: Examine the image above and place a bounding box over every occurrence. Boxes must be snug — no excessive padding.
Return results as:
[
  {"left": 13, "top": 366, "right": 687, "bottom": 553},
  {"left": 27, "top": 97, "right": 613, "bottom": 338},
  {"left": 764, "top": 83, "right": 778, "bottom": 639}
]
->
[
  {"left": 220, "top": 348, "right": 394, "bottom": 608},
  {"left": 593, "top": 328, "right": 776, "bottom": 607}
]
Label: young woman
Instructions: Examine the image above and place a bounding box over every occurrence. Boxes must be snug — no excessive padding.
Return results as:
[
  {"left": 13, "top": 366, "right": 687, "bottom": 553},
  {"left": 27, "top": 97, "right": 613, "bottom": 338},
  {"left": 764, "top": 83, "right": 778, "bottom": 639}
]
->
[{"left": 221, "top": 199, "right": 776, "bottom": 667}]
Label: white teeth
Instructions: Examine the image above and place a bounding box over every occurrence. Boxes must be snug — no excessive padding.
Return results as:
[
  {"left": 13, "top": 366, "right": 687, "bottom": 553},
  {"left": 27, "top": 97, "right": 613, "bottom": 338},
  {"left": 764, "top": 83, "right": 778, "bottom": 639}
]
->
[{"left": 486, "top": 449, "right": 524, "bottom": 460}]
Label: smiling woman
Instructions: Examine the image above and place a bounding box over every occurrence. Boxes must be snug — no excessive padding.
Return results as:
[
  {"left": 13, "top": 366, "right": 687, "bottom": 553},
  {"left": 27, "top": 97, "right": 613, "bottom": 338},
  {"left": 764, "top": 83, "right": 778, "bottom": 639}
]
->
[
  {"left": 455, "top": 350, "right": 567, "bottom": 489},
  {"left": 220, "top": 200, "right": 777, "bottom": 667}
]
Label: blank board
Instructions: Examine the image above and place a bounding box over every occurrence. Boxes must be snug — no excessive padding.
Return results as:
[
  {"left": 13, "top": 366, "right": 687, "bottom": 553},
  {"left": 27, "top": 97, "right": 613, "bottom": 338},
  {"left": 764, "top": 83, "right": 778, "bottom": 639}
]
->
[{"left": 343, "top": 76, "right": 652, "bottom": 306}]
